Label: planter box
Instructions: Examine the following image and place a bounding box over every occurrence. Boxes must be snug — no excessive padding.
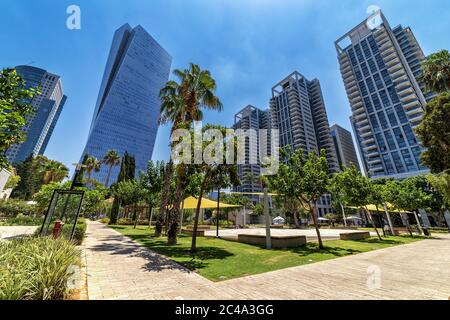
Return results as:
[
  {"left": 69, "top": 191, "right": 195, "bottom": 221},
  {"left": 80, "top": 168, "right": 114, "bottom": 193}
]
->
[
  {"left": 340, "top": 231, "right": 370, "bottom": 240},
  {"left": 238, "top": 234, "right": 307, "bottom": 248},
  {"left": 181, "top": 229, "right": 205, "bottom": 237}
]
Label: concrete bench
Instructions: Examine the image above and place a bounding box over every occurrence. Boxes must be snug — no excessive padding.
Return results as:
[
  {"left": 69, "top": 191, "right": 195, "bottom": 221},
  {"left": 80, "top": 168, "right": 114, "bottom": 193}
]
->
[
  {"left": 270, "top": 225, "right": 284, "bottom": 229},
  {"left": 237, "top": 234, "right": 307, "bottom": 249},
  {"left": 181, "top": 229, "right": 205, "bottom": 237},
  {"left": 340, "top": 231, "right": 370, "bottom": 240}
]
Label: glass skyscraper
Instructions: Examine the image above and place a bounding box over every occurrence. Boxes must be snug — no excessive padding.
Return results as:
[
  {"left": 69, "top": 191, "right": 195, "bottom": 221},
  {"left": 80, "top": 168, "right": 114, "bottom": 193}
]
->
[
  {"left": 81, "top": 24, "right": 172, "bottom": 186},
  {"left": 330, "top": 124, "right": 360, "bottom": 171},
  {"left": 5, "top": 66, "right": 66, "bottom": 164},
  {"left": 335, "top": 11, "right": 433, "bottom": 179}
]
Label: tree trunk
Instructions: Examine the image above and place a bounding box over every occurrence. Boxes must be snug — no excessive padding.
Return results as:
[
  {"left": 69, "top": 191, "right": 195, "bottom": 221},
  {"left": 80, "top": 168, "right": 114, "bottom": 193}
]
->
[
  {"left": 191, "top": 176, "right": 207, "bottom": 253},
  {"left": 167, "top": 165, "right": 185, "bottom": 245},
  {"left": 216, "top": 188, "right": 220, "bottom": 238},
  {"left": 105, "top": 165, "right": 113, "bottom": 188},
  {"left": 364, "top": 206, "right": 382, "bottom": 240},
  {"left": 375, "top": 206, "right": 386, "bottom": 237},
  {"left": 155, "top": 160, "right": 173, "bottom": 237},
  {"left": 133, "top": 204, "right": 139, "bottom": 229},
  {"left": 310, "top": 200, "right": 324, "bottom": 249},
  {"left": 292, "top": 210, "right": 300, "bottom": 228},
  {"left": 147, "top": 206, "right": 153, "bottom": 228}
]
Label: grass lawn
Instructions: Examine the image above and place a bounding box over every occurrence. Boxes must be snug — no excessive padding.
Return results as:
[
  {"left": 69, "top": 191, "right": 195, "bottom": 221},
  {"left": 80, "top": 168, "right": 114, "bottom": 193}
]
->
[{"left": 110, "top": 225, "right": 424, "bottom": 282}]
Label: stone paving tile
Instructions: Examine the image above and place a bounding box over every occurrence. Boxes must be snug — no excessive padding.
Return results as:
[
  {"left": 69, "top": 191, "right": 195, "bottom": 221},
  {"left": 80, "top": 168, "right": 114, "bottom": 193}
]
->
[{"left": 85, "top": 221, "right": 450, "bottom": 300}]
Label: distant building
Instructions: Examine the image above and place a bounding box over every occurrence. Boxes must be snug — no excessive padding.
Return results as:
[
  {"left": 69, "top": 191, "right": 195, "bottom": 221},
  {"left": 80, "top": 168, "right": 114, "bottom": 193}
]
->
[
  {"left": 232, "top": 105, "right": 273, "bottom": 204},
  {"left": 270, "top": 71, "right": 339, "bottom": 216},
  {"left": 330, "top": 124, "right": 361, "bottom": 171},
  {"left": 80, "top": 24, "right": 172, "bottom": 186},
  {"left": 335, "top": 11, "right": 433, "bottom": 179},
  {"left": 270, "top": 71, "right": 339, "bottom": 174},
  {"left": 5, "top": 66, "right": 66, "bottom": 164}
]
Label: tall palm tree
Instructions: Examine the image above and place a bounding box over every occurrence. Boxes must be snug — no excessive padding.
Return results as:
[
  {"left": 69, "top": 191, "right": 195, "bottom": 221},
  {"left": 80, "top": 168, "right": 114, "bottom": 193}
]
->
[
  {"left": 156, "top": 63, "right": 223, "bottom": 245},
  {"left": 103, "top": 149, "right": 120, "bottom": 188},
  {"left": 85, "top": 156, "right": 101, "bottom": 183},
  {"left": 420, "top": 49, "right": 450, "bottom": 93},
  {"left": 41, "top": 160, "right": 69, "bottom": 184}
]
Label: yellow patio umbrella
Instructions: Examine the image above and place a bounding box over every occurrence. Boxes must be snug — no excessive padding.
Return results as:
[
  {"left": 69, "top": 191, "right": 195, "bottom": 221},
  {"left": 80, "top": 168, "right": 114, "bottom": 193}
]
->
[
  {"left": 179, "top": 196, "right": 241, "bottom": 209},
  {"left": 346, "top": 204, "right": 411, "bottom": 213}
]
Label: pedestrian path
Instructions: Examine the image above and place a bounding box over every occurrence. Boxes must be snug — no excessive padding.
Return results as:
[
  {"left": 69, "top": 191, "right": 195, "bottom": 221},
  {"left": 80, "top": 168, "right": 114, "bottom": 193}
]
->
[{"left": 84, "top": 221, "right": 450, "bottom": 300}]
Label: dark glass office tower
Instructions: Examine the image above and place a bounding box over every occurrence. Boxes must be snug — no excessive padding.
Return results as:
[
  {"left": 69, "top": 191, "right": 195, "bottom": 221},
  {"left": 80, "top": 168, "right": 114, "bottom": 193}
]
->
[
  {"left": 5, "top": 66, "right": 66, "bottom": 164},
  {"left": 81, "top": 24, "right": 172, "bottom": 186}
]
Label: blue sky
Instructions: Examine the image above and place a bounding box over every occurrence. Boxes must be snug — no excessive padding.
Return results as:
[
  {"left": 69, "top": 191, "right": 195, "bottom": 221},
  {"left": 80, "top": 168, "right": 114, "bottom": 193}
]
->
[{"left": 1, "top": 0, "right": 449, "bottom": 174}]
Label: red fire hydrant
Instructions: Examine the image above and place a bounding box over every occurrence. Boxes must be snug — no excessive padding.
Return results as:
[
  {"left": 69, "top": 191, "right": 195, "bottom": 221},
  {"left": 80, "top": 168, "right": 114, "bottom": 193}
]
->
[{"left": 52, "top": 220, "right": 64, "bottom": 239}]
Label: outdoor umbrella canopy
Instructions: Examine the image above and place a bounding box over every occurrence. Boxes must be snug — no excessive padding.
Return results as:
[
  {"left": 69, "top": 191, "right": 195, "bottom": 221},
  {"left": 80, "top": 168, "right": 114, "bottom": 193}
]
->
[
  {"left": 344, "top": 216, "right": 363, "bottom": 220},
  {"left": 345, "top": 203, "right": 411, "bottom": 213},
  {"left": 272, "top": 216, "right": 285, "bottom": 224},
  {"left": 176, "top": 196, "right": 241, "bottom": 210}
]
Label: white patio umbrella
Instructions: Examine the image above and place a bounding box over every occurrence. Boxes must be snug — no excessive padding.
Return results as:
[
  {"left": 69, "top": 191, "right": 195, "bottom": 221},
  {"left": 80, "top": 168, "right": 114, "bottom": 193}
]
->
[{"left": 272, "top": 216, "right": 285, "bottom": 225}]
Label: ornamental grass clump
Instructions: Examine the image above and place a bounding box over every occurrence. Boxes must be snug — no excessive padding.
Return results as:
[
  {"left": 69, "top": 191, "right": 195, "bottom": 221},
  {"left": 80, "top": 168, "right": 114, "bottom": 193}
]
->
[{"left": 0, "top": 236, "right": 81, "bottom": 300}]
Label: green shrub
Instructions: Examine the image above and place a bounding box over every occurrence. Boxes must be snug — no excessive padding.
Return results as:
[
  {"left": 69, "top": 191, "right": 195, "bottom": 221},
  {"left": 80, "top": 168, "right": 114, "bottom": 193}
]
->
[
  {"left": 98, "top": 217, "right": 110, "bottom": 224},
  {"left": 0, "top": 214, "right": 43, "bottom": 226},
  {"left": 0, "top": 199, "right": 37, "bottom": 217},
  {"left": 115, "top": 218, "right": 148, "bottom": 226},
  {"left": 0, "top": 236, "right": 81, "bottom": 300},
  {"left": 60, "top": 218, "right": 87, "bottom": 245}
]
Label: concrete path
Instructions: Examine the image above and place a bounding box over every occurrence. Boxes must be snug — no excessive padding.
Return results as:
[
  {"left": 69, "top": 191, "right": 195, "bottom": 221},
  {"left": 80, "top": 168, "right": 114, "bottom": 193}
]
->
[
  {"left": 0, "top": 226, "right": 38, "bottom": 239},
  {"left": 84, "top": 221, "right": 450, "bottom": 300}
]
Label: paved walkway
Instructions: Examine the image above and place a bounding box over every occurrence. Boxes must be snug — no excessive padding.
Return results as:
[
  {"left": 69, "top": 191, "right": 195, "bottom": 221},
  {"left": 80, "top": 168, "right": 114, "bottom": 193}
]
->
[
  {"left": 84, "top": 221, "right": 450, "bottom": 300},
  {"left": 0, "top": 226, "right": 38, "bottom": 239}
]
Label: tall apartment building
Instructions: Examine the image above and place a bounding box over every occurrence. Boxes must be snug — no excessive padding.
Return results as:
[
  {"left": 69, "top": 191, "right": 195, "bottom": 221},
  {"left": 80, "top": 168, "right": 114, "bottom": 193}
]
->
[
  {"left": 233, "top": 105, "right": 272, "bottom": 204},
  {"left": 269, "top": 71, "right": 339, "bottom": 174},
  {"left": 81, "top": 24, "right": 172, "bottom": 186},
  {"left": 335, "top": 11, "right": 432, "bottom": 179},
  {"left": 270, "top": 71, "right": 339, "bottom": 216},
  {"left": 5, "top": 65, "right": 66, "bottom": 164},
  {"left": 330, "top": 124, "right": 361, "bottom": 171}
]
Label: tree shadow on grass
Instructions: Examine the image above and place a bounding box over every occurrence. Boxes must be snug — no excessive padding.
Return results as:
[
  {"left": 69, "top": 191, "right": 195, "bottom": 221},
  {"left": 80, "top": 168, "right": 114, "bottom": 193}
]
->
[
  {"left": 117, "top": 233, "right": 235, "bottom": 271},
  {"left": 287, "top": 243, "right": 363, "bottom": 257}
]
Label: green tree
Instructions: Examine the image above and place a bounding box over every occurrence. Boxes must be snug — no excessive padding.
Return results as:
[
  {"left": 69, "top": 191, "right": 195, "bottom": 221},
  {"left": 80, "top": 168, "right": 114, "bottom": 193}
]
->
[
  {"left": 331, "top": 166, "right": 382, "bottom": 240},
  {"left": 102, "top": 149, "right": 120, "bottom": 188},
  {"left": 156, "top": 63, "right": 223, "bottom": 241},
  {"left": 426, "top": 173, "right": 450, "bottom": 209},
  {"left": 189, "top": 125, "right": 239, "bottom": 252},
  {"left": 384, "top": 177, "right": 431, "bottom": 235},
  {"left": 269, "top": 147, "right": 330, "bottom": 249},
  {"left": 84, "top": 156, "right": 101, "bottom": 183},
  {"left": 139, "top": 160, "right": 165, "bottom": 226},
  {"left": 40, "top": 160, "right": 69, "bottom": 184},
  {"left": 415, "top": 92, "right": 450, "bottom": 173},
  {"left": 419, "top": 49, "right": 450, "bottom": 93},
  {"left": 0, "top": 68, "right": 39, "bottom": 169},
  {"left": 110, "top": 151, "right": 135, "bottom": 224},
  {"left": 114, "top": 179, "right": 146, "bottom": 228}
]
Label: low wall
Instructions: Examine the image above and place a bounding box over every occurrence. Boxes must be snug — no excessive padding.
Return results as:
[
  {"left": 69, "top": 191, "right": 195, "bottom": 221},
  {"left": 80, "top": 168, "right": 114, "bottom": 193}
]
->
[
  {"left": 238, "top": 234, "right": 307, "bottom": 249},
  {"left": 339, "top": 232, "right": 370, "bottom": 240},
  {"left": 181, "top": 229, "right": 205, "bottom": 237}
]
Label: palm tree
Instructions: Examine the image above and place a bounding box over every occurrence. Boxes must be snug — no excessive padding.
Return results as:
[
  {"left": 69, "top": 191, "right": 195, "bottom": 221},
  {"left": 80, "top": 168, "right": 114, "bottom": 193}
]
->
[
  {"left": 103, "top": 149, "right": 120, "bottom": 188},
  {"left": 85, "top": 156, "right": 101, "bottom": 183},
  {"left": 156, "top": 63, "right": 223, "bottom": 245},
  {"left": 420, "top": 49, "right": 450, "bottom": 93},
  {"left": 41, "top": 160, "right": 69, "bottom": 184}
]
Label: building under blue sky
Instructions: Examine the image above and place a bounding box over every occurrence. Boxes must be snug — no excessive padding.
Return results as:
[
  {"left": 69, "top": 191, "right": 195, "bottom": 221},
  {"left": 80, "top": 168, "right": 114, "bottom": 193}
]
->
[{"left": 0, "top": 0, "right": 448, "bottom": 174}]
